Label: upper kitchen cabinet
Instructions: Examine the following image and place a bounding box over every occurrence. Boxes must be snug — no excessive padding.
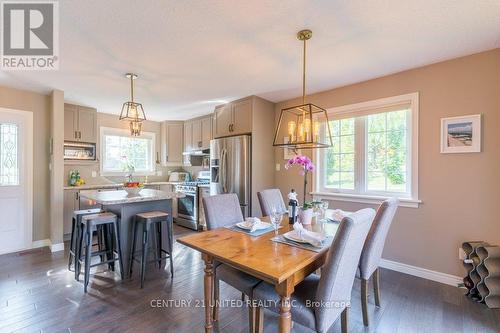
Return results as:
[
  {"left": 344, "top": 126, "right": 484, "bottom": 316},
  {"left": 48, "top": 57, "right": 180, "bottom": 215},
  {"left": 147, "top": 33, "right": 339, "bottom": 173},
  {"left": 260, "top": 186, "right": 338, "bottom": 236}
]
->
[
  {"left": 64, "top": 103, "right": 97, "bottom": 143},
  {"left": 160, "top": 121, "right": 184, "bottom": 165},
  {"left": 213, "top": 96, "right": 256, "bottom": 138},
  {"left": 192, "top": 119, "right": 202, "bottom": 149},
  {"left": 214, "top": 104, "right": 232, "bottom": 138},
  {"left": 201, "top": 116, "right": 212, "bottom": 148},
  {"left": 184, "top": 120, "right": 193, "bottom": 153}
]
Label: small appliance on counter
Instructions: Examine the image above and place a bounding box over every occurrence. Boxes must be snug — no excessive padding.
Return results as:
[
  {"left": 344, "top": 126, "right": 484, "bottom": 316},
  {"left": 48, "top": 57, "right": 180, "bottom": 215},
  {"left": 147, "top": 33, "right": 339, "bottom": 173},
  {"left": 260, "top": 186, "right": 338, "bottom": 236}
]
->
[
  {"left": 168, "top": 171, "right": 190, "bottom": 183},
  {"left": 64, "top": 141, "right": 96, "bottom": 161}
]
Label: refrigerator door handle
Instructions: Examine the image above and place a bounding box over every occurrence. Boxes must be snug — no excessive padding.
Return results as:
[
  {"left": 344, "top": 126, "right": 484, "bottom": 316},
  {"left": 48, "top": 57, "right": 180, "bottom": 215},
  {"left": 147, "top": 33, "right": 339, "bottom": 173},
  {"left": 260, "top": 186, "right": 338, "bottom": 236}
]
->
[{"left": 220, "top": 148, "right": 228, "bottom": 193}]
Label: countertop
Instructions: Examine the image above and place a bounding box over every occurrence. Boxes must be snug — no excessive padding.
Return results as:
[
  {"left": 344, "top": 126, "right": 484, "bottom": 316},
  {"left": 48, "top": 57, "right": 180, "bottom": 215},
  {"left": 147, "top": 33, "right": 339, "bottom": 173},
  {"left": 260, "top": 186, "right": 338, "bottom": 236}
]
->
[
  {"left": 64, "top": 181, "right": 182, "bottom": 190},
  {"left": 78, "top": 189, "right": 185, "bottom": 205}
]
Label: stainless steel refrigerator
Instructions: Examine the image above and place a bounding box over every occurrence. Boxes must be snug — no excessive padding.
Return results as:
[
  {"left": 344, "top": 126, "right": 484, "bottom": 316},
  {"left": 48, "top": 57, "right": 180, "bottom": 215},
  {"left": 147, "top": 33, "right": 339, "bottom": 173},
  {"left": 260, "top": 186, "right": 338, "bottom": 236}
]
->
[{"left": 210, "top": 135, "right": 251, "bottom": 217}]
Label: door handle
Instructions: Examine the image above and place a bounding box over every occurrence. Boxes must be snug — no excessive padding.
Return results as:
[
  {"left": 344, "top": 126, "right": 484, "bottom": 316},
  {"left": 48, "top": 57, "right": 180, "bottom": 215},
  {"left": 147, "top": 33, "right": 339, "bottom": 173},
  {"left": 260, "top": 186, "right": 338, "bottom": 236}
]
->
[{"left": 75, "top": 131, "right": 78, "bottom": 139}]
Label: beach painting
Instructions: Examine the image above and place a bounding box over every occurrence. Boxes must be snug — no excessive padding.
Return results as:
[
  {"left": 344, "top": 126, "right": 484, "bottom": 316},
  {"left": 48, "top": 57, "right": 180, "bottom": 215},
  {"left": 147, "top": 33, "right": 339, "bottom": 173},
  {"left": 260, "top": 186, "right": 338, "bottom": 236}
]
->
[{"left": 441, "top": 115, "right": 481, "bottom": 153}]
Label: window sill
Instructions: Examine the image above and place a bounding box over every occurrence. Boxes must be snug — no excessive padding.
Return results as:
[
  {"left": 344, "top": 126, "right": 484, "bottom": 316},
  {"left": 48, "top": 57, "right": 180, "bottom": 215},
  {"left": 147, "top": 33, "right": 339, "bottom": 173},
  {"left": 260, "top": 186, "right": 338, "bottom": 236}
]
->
[{"left": 311, "top": 192, "right": 421, "bottom": 208}]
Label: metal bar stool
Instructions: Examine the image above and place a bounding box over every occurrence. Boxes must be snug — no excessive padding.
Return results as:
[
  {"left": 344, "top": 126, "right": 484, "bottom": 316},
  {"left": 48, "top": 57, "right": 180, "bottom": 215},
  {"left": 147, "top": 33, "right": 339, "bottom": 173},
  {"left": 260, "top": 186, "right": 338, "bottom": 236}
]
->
[
  {"left": 129, "top": 211, "right": 173, "bottom": 288},
  {"left": 78, "top": 212, "right": 124, "bottom": 293},
  {"left": 68, "top": 208, "right": 102, "bottom": 275}
]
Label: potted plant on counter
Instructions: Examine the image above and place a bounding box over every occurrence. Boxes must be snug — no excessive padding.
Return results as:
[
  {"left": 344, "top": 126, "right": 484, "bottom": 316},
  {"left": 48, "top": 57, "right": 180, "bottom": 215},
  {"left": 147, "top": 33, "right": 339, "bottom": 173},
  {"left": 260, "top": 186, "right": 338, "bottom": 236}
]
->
[{"left": 285, "top": 155, "right": 315, "bottom": 224}]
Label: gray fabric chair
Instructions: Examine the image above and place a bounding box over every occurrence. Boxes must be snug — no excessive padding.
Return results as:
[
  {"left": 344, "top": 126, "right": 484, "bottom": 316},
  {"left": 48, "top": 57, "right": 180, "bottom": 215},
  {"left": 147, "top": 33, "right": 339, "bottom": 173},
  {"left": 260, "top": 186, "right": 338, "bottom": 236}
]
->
[
  {"left": 202, "top": 193, "right": 262, "bottom": 329},
  {"left": 252, "top": 208, "right": 376, "bottom": 333},
  {"left": 257, "top": 189, "right": 287, "bottom": 216},
  {"left": 358, "top": 198, "right": 399, "bottom": 326}
]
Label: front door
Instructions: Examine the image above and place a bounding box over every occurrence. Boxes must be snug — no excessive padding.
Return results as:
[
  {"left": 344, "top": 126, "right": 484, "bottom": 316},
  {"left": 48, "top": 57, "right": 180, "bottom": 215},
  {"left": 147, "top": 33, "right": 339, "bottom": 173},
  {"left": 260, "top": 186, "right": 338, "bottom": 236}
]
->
[{"left": 0, "top": 108, "right": 33, "bottom": 254}]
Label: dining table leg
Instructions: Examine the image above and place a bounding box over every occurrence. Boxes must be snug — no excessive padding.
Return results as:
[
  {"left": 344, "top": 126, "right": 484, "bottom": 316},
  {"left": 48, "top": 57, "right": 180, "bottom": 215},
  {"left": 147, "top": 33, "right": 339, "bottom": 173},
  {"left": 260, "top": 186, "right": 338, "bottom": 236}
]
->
[
  {"left": 276, "top": 279, "right": 294, "bottom": 333},
  {"left": 202, "top": 254, "right": 214, "bottom": 333}
]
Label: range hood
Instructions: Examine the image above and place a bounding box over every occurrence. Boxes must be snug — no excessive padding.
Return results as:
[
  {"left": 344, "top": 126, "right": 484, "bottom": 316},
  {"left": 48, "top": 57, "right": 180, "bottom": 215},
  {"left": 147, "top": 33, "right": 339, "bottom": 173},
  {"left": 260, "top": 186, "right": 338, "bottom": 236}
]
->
[{"left": 182, "top": 148, "right": 210, "bottom": 156}]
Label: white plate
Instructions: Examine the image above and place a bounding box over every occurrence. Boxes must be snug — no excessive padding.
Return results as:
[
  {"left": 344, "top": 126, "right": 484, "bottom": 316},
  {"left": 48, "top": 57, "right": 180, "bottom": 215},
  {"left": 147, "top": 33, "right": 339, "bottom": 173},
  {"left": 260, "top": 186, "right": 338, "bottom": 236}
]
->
[
  {"left": 283, "top": 230, "right": 325, "bottom": 244},
  {"left": 236, "top": 221, "right": 272, "bottom": 231}
]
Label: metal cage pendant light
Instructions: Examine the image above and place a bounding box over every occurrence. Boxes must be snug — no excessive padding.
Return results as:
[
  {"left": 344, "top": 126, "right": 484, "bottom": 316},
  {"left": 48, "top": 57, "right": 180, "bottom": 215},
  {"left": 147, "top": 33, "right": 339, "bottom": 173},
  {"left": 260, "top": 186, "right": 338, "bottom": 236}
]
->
[
  {"left": 273, "top": 30, "right": 333, "bottom": 149},
  {"left": 119, "top": 73, "right": 146, "bottom": 136}
]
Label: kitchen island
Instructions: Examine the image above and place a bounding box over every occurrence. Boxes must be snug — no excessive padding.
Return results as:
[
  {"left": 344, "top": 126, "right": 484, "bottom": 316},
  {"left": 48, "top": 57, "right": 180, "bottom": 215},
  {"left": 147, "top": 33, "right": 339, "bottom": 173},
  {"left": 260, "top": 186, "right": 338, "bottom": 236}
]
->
[{"left": 79, "top": 189, "right": 184, "bottom": 278}]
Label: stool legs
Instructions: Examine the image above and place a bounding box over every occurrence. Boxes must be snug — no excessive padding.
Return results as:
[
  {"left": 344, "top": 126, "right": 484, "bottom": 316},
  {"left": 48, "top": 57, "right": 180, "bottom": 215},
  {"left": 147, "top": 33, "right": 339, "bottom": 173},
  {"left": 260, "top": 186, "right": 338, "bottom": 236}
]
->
[
  {"left": 168, "top": 219, "right": 174, "bottom": 278},
  {"left": 84, "top": 224, "right": 92, "bottom": 293},
  {"left": 129, "top": 218, "right": 138, "bottom": 277},
  {"left": 68, "top": 217, "right": 76, "bottom": 271},
  {"left": 140, "top": 223, "right": 150, "bottom": 288},
  {"left": 113, "top": 220, "right": 124, "bottom": 280}
]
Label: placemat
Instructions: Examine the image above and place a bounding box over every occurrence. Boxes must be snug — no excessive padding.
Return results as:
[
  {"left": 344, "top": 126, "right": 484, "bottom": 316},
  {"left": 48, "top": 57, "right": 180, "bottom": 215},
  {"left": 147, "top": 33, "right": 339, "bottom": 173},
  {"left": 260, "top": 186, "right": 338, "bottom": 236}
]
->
[
  {"left": 270, "top": 234, "right": 333, "bottom": 253},
  {"left": 225, "top": 224, "right": 280, "bottom": 237}
]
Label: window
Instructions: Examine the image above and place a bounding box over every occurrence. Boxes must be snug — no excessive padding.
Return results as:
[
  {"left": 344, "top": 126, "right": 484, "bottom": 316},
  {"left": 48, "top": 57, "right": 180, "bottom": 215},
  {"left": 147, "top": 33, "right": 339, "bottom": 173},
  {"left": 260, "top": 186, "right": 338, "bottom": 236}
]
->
[
  {"left": 315, "top": 93, "right": 419, "bottom": 207},
  {"left": 0, "top": 123, "right": 19, "bottom": 186},
  {"left": 100, "top": 127, "right": 155, "bottom": 175}
]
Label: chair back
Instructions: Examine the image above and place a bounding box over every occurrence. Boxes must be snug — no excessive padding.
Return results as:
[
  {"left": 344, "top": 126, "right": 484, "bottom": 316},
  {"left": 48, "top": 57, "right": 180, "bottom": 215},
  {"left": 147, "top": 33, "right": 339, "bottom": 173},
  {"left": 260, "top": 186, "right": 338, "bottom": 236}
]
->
[
  {"left": 257, "top": 189, "right": 287, "bottom": 216},
  {"left": 314, "top": 208, "right": 375, "bottom": 332},
  {"left": 359, "top": 198, "right": 399, "bottom": 279},
  {"left": 203, "top": 193, "right": 244, "bottom": 230}
]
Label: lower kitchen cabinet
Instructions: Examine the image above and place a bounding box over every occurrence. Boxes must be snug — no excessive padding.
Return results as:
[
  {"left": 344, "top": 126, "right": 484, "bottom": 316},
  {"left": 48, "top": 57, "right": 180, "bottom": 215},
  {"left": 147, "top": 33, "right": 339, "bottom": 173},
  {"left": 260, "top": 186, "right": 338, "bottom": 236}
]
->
[{"left": 63, "top": 190, "right": 79, "bottom": 235}]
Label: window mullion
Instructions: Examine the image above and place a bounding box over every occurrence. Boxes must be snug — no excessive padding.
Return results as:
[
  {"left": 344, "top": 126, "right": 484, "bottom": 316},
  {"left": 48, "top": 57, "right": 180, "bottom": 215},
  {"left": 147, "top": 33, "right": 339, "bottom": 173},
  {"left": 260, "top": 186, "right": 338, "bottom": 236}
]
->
[{"left": 355, "top": 117, "right": 365, "bottom": 193}]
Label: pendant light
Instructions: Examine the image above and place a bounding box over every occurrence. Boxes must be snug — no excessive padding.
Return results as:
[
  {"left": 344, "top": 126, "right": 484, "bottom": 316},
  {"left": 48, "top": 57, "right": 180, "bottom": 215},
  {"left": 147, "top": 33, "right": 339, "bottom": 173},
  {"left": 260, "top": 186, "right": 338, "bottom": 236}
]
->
[
  {"left": 273, "top": 30, "right": 333, "bottom": 149},
  {"left": 119, "top": 73, "right": 146, "bottom": 136}
]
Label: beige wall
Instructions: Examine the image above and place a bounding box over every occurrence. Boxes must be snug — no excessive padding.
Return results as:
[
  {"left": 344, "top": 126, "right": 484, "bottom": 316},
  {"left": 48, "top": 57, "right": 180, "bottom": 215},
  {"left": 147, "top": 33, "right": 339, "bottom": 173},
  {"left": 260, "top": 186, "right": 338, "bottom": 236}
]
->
[
  {"left": 274, "top": 48, "right": 500, "bottom": 277},
  {"left": 0, "top": 85, "right": 51, "bottom": 241}
]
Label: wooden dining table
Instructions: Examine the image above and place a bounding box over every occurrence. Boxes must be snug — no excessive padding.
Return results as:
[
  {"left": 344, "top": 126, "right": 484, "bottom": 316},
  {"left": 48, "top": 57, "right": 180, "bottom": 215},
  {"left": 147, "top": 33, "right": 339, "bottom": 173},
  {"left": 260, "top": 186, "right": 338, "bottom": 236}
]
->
[{"left": 177, "top": 214, "right": 341, "bottom": 333}]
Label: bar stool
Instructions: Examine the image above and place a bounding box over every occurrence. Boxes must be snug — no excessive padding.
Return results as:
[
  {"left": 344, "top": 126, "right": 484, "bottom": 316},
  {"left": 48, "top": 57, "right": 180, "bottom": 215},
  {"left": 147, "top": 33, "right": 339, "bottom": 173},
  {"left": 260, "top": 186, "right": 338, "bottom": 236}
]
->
[
  {"left": 129, "top": 211, "right": 173, "bottom": 288},
  {"left": 68, "top": 208, "right": 102, "bottom": 275},
  {"left": 77, "top": 212, "right": 124, "bottom": 293}
]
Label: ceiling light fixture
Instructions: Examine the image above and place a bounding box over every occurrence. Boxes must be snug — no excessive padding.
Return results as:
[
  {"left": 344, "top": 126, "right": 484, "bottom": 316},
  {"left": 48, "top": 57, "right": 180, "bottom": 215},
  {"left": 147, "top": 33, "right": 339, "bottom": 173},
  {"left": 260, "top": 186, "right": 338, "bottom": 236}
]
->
[
  {"left": 119, "top": 73, "right": 146, "bottom": 136},
  {"left": 273, "top": 30, "right": 332, "bottom": 150}
]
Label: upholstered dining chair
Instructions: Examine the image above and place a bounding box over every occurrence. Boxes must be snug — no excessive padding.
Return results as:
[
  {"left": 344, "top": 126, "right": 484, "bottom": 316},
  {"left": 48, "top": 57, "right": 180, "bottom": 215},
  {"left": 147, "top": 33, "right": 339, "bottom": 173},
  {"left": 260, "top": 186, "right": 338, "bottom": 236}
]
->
[
  {"left": 252, "top": 208, "right": 376, "bottom": 333},
  {"left": 257, "top": 189, "right": 287, "bottom": 216},
  {"left": 202, "top": 193, "right": 262, "bottom": 330},
  {"left": 358, "top": 197, "right": 399, "bottom": 326}
]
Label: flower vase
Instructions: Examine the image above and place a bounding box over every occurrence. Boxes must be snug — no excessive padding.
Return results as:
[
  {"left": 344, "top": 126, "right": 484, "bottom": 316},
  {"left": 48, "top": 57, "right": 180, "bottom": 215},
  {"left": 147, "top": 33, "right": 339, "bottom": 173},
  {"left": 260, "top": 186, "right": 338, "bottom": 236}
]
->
[{"left": 299, "top": 208, "right": 314, "bottom": 225}]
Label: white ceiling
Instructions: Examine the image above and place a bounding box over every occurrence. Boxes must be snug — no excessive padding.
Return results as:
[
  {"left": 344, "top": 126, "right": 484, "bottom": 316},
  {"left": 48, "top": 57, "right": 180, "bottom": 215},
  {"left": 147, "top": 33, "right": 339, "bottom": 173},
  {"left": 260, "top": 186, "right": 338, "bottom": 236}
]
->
[{"left": 1, "top": 0, "right": 500, "bottom": 121}]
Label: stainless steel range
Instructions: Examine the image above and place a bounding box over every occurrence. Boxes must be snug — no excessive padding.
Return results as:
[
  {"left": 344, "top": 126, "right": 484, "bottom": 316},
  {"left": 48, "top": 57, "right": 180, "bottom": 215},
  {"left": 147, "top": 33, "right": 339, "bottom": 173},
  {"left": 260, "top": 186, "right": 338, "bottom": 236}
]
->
[{"left": 174, "top": 171, "right": 210, "bottom": 230}]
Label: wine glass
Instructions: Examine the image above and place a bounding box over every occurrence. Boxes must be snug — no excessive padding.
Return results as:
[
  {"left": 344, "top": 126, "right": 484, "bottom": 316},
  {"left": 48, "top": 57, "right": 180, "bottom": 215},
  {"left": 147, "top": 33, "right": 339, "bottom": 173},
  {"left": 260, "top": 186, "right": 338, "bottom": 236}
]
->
[{"left": 270, "top": 206, "right": 282, "bottom": 235}]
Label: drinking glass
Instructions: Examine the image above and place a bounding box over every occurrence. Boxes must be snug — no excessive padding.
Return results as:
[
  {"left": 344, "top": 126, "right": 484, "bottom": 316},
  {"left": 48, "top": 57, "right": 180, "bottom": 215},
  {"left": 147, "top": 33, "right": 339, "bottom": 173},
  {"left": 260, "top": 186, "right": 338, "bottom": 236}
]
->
[
  {"left": 270, "top": 206, "right": 282, "bottom": 235},
  {"left": 320, "top": 201, "right": 329, "bottom": 221}
]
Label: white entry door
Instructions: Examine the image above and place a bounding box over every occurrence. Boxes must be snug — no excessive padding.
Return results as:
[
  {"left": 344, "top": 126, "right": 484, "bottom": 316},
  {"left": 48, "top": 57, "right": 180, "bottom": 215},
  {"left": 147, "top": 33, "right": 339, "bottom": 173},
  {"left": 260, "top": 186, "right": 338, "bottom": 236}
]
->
[{"left": 0, "top": 108, "right": 33, "bottom": 255}]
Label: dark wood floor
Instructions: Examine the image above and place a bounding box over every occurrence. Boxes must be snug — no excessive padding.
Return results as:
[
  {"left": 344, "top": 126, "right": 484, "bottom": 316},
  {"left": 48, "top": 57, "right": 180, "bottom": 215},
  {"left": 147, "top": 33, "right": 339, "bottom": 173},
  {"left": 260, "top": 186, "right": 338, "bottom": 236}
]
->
[{"left": 0, "top": 225, "right": 499, "bottom": 333}]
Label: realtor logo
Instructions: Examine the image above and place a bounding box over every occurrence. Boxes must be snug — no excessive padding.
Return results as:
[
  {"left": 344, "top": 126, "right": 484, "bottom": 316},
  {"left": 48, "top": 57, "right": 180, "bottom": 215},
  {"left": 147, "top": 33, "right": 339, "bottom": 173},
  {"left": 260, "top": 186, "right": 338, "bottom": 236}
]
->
[{"left": 1, "top": 1, "right": 59, "bottom": 70}]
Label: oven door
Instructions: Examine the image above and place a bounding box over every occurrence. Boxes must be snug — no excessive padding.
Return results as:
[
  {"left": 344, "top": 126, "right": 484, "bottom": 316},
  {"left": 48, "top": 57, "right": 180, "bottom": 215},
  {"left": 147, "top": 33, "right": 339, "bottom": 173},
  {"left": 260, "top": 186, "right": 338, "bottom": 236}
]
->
[{"left": 177, "top": 192, "right": 197, "bottom": 221}]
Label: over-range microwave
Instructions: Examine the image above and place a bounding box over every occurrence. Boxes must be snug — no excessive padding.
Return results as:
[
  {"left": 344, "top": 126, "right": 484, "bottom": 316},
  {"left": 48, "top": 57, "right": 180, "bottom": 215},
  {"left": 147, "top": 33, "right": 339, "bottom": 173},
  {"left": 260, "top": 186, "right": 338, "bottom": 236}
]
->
[{"left": 64, "top": 141, "right": 96, "bottom": 161}]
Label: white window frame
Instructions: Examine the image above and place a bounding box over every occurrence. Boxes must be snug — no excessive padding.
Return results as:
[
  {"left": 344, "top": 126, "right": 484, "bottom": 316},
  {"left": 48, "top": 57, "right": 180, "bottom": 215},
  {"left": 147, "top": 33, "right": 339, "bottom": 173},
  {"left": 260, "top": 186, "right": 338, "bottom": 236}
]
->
[
  {"left": 312, "top": 93, "right": 420, "bottom": 208},
  {"left": 100, "top": 126, "right": 156, "bottom": 176}
]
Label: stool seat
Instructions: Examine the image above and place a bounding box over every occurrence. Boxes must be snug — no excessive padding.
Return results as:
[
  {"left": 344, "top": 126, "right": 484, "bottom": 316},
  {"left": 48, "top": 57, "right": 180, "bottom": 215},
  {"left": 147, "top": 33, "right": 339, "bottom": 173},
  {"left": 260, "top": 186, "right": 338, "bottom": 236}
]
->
[
  {"left": 136, "top": 211, "right": 169, "bottom": 224},
  {"left": 82, "top": 212, "right": 118, "bottom": 225},
  {"left": 73, "top": 208, "right": 101, "bottom": 218}
]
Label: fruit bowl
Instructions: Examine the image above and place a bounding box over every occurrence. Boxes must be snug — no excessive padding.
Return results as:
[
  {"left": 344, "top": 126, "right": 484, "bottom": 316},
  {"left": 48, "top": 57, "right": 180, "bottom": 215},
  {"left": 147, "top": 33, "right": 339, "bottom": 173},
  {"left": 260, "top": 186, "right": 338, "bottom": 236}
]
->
[{"left": 123, "top": 182, "right": 144, "bottom": 196}]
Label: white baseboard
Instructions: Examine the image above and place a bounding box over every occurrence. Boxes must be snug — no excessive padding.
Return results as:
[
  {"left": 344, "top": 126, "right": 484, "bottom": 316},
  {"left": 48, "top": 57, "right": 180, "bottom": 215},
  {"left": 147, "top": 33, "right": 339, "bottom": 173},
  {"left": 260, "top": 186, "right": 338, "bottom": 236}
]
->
[
  {"left": 32, "top": 239, "right": 51, "bottom": 249},
  {"left": 50, "top": 242, "right": 65, "bottom": 253},
  {"left": 379, "top": 258, "right": 462, "bottom": 287}
]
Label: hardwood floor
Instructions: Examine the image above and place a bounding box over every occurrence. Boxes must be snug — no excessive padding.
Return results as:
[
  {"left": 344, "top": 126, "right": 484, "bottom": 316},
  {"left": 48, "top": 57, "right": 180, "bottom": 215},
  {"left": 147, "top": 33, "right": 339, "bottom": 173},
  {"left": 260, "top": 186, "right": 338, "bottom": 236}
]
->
[{"left": 0, "top": 225, "right": 498, "bottom": 333}]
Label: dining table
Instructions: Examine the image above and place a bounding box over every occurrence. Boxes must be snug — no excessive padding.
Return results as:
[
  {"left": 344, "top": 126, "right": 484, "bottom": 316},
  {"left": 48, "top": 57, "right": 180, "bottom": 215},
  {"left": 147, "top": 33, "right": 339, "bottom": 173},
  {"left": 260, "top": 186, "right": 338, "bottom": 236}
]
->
[{"left": 177, "top": 213, "right": 341, "bottom": 333}]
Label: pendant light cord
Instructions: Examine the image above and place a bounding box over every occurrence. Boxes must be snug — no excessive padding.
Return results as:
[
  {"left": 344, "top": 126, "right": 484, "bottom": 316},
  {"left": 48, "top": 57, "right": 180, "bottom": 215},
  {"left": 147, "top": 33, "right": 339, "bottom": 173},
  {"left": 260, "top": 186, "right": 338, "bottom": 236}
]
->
[
  {"left": 130, "top": 75, "right": 134, "bottom": 102},
  {"left": 302, "top": 38, "right": 306, "bottom": 105}
]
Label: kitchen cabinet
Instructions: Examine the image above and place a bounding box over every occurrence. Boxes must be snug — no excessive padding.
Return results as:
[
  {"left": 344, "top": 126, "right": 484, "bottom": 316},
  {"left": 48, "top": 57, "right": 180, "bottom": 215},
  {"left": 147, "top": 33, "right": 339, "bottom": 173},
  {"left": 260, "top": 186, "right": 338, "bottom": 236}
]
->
[
  {"left": 64, "top": 103, "right": 97, "bottom": 143},
  {"left": 63, "top": 189, "right": 79, "bottom": 235},
  {"left": 213, "top": 97, "right": 253, "bottom": 138},
  {"left": 159, "top": 184, "right": 177, "bottom": 218},
  {"left": 214, "top": 104, "right": 232, "bottom": 138},
  {"left": 192, "top": 119, "right": 202, "bottom": 149},
  {"left": 184, "top": 121, "right": 193, "bottom": 153},
  {"left": 201, "top": 116, "right": 212, "bottom": 149},
  {"left": 161, "top": 121, "right": 184, "bottom": 165}
]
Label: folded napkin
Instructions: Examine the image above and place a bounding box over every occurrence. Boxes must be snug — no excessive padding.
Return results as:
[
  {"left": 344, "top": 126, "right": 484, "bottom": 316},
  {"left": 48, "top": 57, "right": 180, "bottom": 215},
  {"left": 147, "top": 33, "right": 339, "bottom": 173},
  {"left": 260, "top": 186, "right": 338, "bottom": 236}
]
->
[
  {"left": 245, "top": 217, "right": 270, "bottom": 232},
  {"left": 331, "top": 209, "right": 348, "bottom": 222},
  {"left": 292, "top": 222, "right": 323, "bottom": 247}
]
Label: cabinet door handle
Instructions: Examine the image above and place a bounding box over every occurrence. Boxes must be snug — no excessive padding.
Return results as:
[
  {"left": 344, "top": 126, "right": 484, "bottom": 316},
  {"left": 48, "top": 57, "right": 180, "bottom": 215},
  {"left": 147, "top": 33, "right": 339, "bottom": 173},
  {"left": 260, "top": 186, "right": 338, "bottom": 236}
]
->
[
  {"left": 79, "top": 131, "right": 82, "bottom": 139},
  {"left": 75, "top": 131, "right": 78, "bottom": 139}
]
